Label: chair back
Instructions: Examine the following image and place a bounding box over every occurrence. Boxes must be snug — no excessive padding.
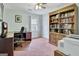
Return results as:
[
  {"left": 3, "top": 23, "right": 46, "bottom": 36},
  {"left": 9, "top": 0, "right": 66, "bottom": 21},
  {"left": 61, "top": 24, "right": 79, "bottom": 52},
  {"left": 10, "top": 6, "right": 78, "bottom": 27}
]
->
[{"left": 20, "top": 27, "right": 24, "bottom": 33}]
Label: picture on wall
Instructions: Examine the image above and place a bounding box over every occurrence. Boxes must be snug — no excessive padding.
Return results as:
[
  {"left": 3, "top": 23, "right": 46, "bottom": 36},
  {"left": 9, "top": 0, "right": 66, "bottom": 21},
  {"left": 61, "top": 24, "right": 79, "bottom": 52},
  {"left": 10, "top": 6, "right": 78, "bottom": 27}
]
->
[{"left": 15, "top": 15, "right": 22, "bottom": 23}]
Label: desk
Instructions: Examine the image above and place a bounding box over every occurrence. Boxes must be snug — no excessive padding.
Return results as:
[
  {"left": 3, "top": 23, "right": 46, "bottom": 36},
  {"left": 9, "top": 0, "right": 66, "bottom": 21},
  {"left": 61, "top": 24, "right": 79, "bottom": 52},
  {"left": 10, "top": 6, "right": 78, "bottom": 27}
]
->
[
  {"left": 14, "top": 32, "right": 32, "bottom": 41},
  {"left": 26, "top": 32, "right": 31, "bottom": 41},
  {"left": 0, "top": 37, "right": 13, "bottom": 56}
]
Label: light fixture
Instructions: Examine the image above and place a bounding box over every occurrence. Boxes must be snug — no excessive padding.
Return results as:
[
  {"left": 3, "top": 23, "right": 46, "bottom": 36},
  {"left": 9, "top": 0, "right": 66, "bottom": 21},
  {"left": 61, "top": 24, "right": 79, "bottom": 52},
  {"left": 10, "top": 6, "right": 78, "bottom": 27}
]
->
[
  {"left": 35, "top": 3, "right": 42, "bottom": 10},
  {"left": 35, "top": 3, "right": 46, "bottom": 10},
  {"left": 35, "top": 4, "right": 39, "bottom": 10}
]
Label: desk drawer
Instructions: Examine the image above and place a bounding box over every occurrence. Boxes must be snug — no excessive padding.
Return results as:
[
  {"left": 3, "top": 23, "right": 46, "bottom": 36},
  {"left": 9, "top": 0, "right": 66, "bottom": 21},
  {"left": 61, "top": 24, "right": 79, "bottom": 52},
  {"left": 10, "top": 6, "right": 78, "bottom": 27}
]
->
[{"left": 26, "top": 32, "right": 31, "bottom": 39}]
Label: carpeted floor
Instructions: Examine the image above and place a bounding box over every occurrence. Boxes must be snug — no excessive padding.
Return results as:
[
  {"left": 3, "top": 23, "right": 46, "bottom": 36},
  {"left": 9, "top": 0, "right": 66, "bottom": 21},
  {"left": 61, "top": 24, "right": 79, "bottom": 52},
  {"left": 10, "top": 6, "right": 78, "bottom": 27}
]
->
[{"left": 14, "top": 38, "right": 57, "bottom": 56}]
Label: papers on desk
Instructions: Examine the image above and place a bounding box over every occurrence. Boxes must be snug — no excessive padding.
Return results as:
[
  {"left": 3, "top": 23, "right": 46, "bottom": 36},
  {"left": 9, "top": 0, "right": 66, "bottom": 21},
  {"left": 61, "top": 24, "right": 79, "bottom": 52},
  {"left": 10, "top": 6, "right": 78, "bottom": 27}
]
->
[{"left": 7, "top": 32, "right": 14, "bottom": 38}]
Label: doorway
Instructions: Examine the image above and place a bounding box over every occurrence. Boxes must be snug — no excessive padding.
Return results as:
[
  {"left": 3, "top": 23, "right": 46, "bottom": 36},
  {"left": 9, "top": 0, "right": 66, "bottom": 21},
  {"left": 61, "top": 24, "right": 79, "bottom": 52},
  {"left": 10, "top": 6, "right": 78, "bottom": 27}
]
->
[{"left": 30, "top": 16, "right": 40, "bottom": 38}]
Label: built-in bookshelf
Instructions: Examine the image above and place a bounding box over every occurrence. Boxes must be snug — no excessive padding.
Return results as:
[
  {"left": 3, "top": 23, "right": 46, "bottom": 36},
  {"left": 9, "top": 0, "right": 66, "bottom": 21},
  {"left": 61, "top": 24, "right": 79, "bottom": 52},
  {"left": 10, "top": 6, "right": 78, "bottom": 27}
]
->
[
  {"left": 49, "top": 4, "right": 78, "bottom": 46},
  {"left": 50, "top": 11, "right": 74, "bottom": 34}
]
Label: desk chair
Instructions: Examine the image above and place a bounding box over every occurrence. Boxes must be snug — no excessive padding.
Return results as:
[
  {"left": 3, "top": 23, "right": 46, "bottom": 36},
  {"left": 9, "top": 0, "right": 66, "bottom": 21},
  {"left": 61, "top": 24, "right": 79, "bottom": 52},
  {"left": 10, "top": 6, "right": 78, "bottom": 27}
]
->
[{"left": 14, "top": 27, "right": 25, "bottom": 49}]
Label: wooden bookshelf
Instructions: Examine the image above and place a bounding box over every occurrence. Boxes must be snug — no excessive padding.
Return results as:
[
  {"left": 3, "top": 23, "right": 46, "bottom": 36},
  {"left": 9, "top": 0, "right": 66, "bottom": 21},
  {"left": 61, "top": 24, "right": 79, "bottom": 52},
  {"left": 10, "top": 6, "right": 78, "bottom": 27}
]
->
[{"left": 49, "top": 4, "right": 78, "bottom": 46}]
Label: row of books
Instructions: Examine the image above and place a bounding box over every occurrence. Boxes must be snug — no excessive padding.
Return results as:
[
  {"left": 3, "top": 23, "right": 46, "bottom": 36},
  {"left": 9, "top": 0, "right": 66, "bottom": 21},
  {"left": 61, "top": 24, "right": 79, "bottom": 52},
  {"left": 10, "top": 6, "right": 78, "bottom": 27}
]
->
[
  {"left": 60, "top": 18, "right": 73, "bottom": 23},
  {"left": 51, "top": 11, "right": 74, "bottom": 19},
  {"left": 50, "top": 24, "right": 72, "bottom": 29},
  {"left": 50, "top": 29, "right": 73, "bottom": 34},
  {"left": 51, "top": 18, "right": 73, "bottom": 23},
  {"left": 60, "top": 11, "right": 74, "bottom": 18},
  {"left": 60, "top": 24, "right": 72, "bottom": 29}
]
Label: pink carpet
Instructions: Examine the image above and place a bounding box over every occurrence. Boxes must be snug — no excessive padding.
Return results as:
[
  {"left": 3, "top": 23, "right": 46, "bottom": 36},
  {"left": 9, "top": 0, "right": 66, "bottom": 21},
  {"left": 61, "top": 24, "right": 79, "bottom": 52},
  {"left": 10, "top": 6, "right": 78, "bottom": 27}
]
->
[{"left": 14, "top": 38, "right": 57, "bottom": 56}]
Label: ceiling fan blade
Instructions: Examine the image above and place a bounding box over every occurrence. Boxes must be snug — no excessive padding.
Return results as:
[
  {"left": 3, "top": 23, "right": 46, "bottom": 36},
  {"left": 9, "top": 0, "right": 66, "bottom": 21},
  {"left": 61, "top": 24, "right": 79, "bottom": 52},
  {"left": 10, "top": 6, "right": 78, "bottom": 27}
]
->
[
  {"left": 35, "top": 3, "right": 47, "bottom": 9},
  {"left": 42, "top": 3, "right": 47, "bottom": 4}
]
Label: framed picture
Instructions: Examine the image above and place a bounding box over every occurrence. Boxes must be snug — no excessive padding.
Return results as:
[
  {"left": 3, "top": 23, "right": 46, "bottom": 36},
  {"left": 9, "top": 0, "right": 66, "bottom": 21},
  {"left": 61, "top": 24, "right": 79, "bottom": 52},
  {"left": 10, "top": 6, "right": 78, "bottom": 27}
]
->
[{"left": 15, "top": 15, "right": 22, "bottom": 23}]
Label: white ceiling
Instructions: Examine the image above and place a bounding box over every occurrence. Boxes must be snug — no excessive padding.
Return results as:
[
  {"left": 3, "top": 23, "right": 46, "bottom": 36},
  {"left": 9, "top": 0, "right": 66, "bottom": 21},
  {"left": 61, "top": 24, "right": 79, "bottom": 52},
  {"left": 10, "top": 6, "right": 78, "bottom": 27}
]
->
[{"left": 3, "top": 3, "right": 71, "bottom": 15}]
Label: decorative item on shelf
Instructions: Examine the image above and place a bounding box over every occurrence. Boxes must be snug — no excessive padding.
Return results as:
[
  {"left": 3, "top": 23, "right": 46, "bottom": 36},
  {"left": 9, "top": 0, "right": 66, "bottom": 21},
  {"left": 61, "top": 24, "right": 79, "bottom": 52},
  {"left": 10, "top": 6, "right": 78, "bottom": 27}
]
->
[{"left": 15, "top": 15, "right": 22, "bottom": 23}]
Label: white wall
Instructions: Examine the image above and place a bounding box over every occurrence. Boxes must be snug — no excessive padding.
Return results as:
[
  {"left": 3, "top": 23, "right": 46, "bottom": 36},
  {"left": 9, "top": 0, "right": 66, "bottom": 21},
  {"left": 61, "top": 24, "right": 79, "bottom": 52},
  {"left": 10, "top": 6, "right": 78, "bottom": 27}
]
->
[
  {"left": 3, "top": 8, "right": 31, "bottom": 32},
  {"left": 3, "top": 8, "right": 42, "bottom": 34},
  {"left": 42, "top": 14, "right": 49, "bottom": 39}
]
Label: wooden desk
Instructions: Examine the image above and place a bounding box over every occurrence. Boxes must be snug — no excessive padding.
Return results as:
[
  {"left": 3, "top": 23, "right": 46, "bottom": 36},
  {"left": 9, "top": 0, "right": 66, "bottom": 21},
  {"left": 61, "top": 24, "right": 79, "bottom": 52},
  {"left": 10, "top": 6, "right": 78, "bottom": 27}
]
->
[
  {"left": 14, "top": 32, "right": 32, "bottom": 41},
  {"left": 0, "top": 37, "right": 13, "bottom": 56},
  {"left": 26, "top": 32, "right": 31, "bottom": 41},
  {"left": 0, "top": 32, "right": 31, "bottom": 56}
]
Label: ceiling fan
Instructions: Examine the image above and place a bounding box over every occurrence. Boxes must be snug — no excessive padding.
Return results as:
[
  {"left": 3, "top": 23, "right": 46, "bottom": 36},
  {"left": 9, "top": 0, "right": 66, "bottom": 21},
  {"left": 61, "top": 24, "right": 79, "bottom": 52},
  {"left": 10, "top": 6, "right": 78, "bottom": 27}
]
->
[{"left": 35, "top": 3, "right": 47, "bottom": 10}]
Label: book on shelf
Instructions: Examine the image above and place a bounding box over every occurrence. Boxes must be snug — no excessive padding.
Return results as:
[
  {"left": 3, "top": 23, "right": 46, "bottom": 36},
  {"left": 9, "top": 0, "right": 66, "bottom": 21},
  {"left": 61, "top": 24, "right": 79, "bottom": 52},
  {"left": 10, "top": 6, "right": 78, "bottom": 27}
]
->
[
  {"left": 60, "top": 11, "right": 74, "bottom": 18},
  {"left": 51, "top": 14, "right": 60, "bottom": 19}
]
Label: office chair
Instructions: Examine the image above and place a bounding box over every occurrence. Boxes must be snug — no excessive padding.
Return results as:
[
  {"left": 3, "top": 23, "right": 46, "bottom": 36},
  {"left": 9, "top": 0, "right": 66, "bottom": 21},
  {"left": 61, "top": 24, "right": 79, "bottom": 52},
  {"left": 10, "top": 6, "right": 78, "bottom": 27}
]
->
[{"left": 14, "top": 27, "right": 25, "bottom": 49}]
